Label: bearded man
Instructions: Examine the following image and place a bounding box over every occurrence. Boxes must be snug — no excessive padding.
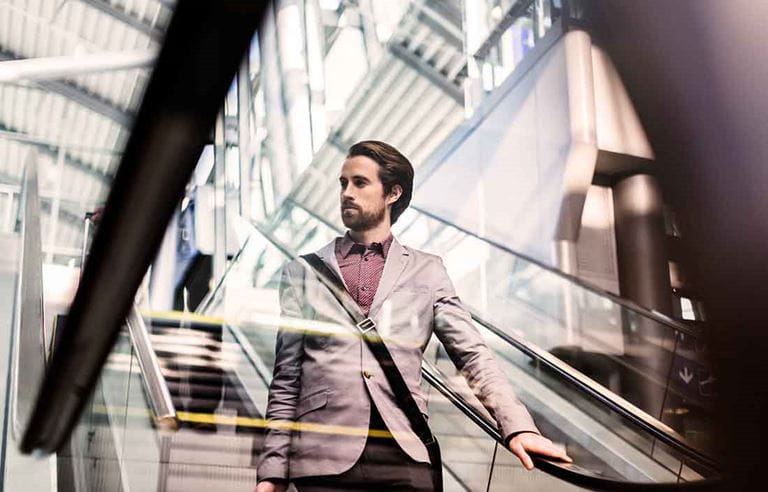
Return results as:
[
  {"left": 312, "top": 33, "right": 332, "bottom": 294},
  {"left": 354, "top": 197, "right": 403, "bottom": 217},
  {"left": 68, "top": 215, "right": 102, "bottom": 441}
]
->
[{"left": 256, "top": 141, "right": 570, "bottom": 491}]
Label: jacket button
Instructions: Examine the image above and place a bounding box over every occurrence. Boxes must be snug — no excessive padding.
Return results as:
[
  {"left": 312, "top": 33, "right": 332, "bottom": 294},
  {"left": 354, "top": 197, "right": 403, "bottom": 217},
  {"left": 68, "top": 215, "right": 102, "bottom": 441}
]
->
[{"left": 363, "top": 370, "right": 372, "bottom": 379}]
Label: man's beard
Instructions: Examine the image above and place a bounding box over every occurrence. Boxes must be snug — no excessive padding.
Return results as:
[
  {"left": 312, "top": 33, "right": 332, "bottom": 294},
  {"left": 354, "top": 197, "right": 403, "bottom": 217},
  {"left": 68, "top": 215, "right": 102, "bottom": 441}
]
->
[{"left": 341, "top": 202, "right": 386, "bottom": 231}]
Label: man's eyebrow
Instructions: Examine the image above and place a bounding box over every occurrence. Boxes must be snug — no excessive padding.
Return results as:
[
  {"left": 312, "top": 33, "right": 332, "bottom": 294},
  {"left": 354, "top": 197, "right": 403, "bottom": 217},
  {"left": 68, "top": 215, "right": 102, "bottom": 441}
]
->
[{"left": 339, "top": 174, "right": 371, "bottom": 183}]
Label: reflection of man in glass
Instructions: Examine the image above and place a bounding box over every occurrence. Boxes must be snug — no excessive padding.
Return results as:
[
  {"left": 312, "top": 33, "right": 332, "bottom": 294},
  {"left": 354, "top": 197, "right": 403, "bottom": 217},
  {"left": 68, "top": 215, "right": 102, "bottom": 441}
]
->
[{"left": 256, "top": 141, "right": 570, "bottom": 491}]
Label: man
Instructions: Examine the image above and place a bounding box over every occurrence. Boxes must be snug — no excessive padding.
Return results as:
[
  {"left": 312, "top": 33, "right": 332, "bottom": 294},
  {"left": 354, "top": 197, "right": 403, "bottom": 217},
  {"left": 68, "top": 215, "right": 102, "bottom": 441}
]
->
[{"left": 256, "top": 141, "right": 570, "bottom": 491}]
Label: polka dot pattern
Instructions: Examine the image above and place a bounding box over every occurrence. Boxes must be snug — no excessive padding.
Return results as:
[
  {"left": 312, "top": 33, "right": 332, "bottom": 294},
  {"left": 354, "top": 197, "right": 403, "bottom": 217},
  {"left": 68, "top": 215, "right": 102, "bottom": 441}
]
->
[{"left": 336, "top": 234, "right": 393, "bottom": 315}]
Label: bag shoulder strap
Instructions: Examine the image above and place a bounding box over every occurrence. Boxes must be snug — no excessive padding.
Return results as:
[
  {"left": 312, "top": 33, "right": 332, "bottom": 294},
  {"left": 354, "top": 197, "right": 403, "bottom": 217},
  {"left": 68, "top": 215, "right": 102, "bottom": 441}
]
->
[{"left": 300, "top": 253, "right": 366, "bottom": 325}]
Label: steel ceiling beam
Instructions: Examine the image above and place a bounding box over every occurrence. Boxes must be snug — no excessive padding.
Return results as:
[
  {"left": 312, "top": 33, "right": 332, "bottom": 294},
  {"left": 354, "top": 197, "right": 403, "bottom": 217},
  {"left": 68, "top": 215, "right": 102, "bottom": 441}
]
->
[
  {"left": 0, "top": 50, "right": 156, "bottom": 83},
  {"left": 77, "top": 0, "right": 164, "bottom": 41},
  {"left": 0, "top": 169, "right": 85, "bottom": 228},
  {"left": 37, "top": 79, "right": 134, "bottom": 127},
  {"left": 0, "top": 48, "right": 134, "bottom": 127},
  {"left": 0, "top": 121, "right": 114, "bottom": 186},
  {"left": 389, "top": 43, "right": 464, "bottom": 104}
]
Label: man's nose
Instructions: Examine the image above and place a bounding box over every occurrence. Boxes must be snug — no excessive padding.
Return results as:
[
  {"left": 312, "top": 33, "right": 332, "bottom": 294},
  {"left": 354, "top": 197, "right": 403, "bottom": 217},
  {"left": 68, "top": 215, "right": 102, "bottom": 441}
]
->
[{"left": 341, "top": 183, "right": 354, "bottom": 199}]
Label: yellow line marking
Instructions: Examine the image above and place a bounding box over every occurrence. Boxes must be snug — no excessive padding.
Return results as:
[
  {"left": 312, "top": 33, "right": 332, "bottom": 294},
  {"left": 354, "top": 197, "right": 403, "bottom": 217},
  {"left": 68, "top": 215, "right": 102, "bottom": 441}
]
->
[
  {"left": 176, "top": 411, "right": 395, "bottom": 439},
  {"left": 140, "top": 310, "right": 423, "bottom": 348},
  {"left": 88, "top": 405, "right": 397, "bottom": 439},
  {"left": 143, "top": 310, "right": 226, "bottom": 325}
]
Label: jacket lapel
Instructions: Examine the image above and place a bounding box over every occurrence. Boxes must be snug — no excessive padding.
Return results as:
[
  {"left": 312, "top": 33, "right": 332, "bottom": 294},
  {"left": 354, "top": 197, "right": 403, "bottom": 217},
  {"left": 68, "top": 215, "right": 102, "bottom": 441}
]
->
[
  {"left": 368, "top": 238, "right": 410, "bottom": 318},
  {"left": 313, "top": 238, "right": 349, "bottom": 290}
]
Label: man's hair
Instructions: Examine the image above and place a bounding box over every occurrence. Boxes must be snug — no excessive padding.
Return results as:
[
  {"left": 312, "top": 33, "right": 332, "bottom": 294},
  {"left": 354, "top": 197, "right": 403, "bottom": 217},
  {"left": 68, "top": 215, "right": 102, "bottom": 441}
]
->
[{"left": 347, "top": 140, "right": 414, "bottom": 224}]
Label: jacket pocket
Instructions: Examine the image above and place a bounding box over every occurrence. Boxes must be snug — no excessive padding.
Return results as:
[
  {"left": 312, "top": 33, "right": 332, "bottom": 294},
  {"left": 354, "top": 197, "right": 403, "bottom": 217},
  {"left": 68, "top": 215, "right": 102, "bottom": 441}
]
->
[{"left": 295, "top": 388, "right": 329, "bottom": 419}]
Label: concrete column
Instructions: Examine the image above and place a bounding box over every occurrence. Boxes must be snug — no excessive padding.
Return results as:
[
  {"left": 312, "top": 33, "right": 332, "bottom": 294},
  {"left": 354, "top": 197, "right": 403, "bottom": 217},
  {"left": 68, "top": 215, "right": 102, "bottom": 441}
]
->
[
  {"left": 613, "top": 173, "right": 672, "bottom": 315},
  {"left": 613, "top": 173, "right": 673, "bottom": 419}
]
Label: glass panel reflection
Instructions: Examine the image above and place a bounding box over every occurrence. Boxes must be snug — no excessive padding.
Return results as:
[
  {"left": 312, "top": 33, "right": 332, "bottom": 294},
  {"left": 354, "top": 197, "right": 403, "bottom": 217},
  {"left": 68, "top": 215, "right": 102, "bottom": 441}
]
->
[{"left": 198, "top": 213, "right": 717, "bottom": 488}]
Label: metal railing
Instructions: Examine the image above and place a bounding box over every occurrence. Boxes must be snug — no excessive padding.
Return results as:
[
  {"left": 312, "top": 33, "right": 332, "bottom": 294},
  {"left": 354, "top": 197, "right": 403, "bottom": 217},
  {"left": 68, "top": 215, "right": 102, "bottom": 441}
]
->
[
  {"left": 9, "top": 151, "right": 48, "bottom": 439},
  {"left": 124, "top": 306, "right": 178, "bottom": 431},
  {"left": 80, "top": 212, "right": 178, "bottom": 432},
  {"left": 421, "top": 361, "right": 720, "bottom": 491},
  {"left": 239, "top": 219, "right": 720, "bottom": 487}
]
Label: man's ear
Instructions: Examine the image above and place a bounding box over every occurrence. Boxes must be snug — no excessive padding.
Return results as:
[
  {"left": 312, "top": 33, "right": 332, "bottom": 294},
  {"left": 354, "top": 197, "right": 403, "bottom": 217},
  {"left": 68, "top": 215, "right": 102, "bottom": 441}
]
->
[{"left": 387, "top": 185, "right": 403, "bottom": 205}]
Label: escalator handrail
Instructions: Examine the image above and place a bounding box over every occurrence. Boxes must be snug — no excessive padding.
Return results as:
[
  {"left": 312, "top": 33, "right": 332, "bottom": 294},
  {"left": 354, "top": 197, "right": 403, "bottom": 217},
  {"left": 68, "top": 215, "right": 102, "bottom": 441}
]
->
[
  {"left": 125, "top": 305, "right": 179, "bottom": 431},
  {"left": 423, "top": 363, "right": 721, "bottom": 491},
  {"left": 79, "top": 215, "right": 178, "bottom": 432},
  {"left": 246, "top": 220, "right": 721, "bottom": 488},
  {"left": 223, "top": 322, "right": 272, "bottom": 387},
  {"left": 409, "top": 204, "right": 699, "bottom": 339},
  {"left": 469, "top": 309, "right": 719, "bottom": 471},
  {"left": 9, "top": 153, "right": 48, "bottom": 439},
  {"left": 196, "top": 225, "right": 252, "bottom": 314}
]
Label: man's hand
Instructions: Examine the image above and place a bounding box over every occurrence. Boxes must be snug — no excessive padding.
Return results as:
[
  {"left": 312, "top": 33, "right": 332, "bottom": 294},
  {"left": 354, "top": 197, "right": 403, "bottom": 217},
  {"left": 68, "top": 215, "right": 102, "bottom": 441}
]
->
[
  {"left": 508, "top": 432, "right": 572, "bottom": 471},
  {"left": 255, "top": 480, "right": 287, "bottom": 492}
]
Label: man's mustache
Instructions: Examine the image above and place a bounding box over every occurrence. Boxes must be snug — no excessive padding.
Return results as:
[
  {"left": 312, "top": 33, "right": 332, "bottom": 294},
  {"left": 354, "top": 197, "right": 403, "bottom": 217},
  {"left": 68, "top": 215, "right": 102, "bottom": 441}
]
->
[{"left": 341, "top": 201, "right": 360, "bottom": 210}]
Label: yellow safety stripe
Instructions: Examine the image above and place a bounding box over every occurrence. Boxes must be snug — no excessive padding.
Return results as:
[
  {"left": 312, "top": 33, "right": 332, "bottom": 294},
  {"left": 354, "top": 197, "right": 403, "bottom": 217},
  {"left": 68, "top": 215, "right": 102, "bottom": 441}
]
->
[
  {"left": 89, "top": 404, "right": 397, "bottom": 439},
  {"left": 177, "top": 411, "right": 396, "bottom": 439},
  {"left": 143, "top": 310, "right": 226, "bottom": 325}
]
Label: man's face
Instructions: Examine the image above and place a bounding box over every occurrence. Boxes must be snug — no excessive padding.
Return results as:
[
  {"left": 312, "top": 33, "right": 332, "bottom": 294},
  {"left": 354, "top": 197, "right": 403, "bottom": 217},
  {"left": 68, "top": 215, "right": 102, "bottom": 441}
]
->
[{"left": 339, "top": 156, "right": 395, "bottom": 232}]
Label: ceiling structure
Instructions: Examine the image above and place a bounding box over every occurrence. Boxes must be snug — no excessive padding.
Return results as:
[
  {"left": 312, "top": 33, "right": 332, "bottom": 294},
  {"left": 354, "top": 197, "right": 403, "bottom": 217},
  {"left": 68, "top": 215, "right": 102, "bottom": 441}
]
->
[
  {"left": 0, "top": 0, "right": 469, "bottom": 261},
  {"left": 0, "top": 0, "right": 173, "bottom": 260}
]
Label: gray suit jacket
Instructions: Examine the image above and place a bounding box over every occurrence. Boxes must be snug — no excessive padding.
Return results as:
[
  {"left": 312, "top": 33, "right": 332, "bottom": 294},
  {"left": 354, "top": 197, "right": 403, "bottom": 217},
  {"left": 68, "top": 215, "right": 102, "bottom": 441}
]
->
[{"left": 257, "top": 237, "right": 539, "bottom": 481}]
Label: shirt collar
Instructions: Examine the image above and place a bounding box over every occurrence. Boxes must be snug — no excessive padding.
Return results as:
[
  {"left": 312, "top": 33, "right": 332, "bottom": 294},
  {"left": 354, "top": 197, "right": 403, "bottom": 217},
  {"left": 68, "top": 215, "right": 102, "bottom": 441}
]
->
[{"left": 336, "top": 232, "right": 393, "bottom": 259}]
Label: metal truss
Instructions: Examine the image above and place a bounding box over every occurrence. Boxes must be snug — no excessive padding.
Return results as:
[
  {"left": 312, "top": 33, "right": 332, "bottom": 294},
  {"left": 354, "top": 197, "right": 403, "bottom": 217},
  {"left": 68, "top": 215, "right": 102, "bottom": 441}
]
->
[
  {"left": 0, "top": 122, "right": 114, "bottom": 187},
  {"left": 76, "top": 0, "right": 164, "bottom": 41}
]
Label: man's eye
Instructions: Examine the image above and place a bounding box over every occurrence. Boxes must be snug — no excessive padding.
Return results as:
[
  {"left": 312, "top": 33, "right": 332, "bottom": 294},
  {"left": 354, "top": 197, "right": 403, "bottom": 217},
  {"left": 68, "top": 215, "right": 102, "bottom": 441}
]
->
[{"left": 354, "top": 180, "right": 365, "bottom": 187}]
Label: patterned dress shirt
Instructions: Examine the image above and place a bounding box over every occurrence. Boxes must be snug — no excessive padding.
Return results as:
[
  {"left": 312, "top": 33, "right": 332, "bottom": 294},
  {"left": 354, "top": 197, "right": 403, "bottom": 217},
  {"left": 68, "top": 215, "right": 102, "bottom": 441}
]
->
[{"left": 335, "top": 232, "right": 393, "bottom": 315}]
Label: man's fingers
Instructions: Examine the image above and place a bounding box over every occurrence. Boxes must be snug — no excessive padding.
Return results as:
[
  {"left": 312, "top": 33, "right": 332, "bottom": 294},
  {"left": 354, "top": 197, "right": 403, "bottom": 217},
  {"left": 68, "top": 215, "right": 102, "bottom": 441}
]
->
[
  {"left": 555, "top": 445, "right": 572, "bottom": 463},
  {"left": 511, "top": 441, "right": 535, "bottom": 470},
  {"left": 527, "top": 440, "right": 572, "bottom": 463}
]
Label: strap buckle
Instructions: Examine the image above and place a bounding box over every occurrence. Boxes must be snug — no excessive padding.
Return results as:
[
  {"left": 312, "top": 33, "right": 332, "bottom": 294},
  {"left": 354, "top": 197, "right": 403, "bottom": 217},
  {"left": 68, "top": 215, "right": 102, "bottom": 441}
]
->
[
  {"left": 356, "top": 317, "right": 376, "bottom": 334},
  {"left": 423, "top": 433, "right": 438, "bottom": 446}
]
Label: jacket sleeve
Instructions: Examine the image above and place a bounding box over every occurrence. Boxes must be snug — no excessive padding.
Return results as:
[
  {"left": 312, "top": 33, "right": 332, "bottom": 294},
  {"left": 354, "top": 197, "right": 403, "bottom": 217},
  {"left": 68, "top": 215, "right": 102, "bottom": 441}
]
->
[
  {"left": 257, "top": 262, "right": 306, "bottom": 481},
  {"left": 432, "top": 258, "right": 540, "bottom": 441}
]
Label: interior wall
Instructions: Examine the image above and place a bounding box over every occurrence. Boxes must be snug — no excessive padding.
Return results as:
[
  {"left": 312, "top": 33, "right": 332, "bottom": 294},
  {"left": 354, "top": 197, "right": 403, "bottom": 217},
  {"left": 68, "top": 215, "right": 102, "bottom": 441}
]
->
[
  {"left": 414, "top": 32, "right": 573, "bottom": 265},
  {"left": 575, "top": 185, "right": 619, "bottom": 294}
]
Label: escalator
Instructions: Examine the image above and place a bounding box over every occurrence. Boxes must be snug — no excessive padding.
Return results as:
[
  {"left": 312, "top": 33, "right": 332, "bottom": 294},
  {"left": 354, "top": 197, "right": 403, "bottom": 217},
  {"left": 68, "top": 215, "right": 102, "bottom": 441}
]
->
[
  {"left": 190, "top": 214, "right": 720, "bottom": 489},
  {"left": 3, "top": 137, "right": 719, "bottom": 491},
  {"left": 56, "top": 263, "right": 719, "bottom": 491},
  {"left": 1, "top": 1, "right": 723, "bottom": 490}
]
